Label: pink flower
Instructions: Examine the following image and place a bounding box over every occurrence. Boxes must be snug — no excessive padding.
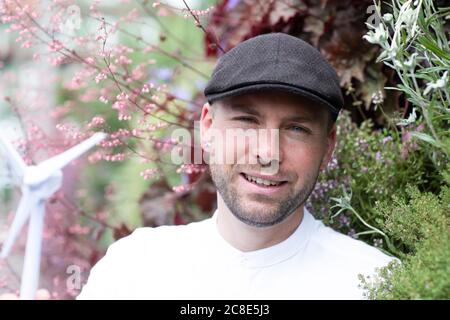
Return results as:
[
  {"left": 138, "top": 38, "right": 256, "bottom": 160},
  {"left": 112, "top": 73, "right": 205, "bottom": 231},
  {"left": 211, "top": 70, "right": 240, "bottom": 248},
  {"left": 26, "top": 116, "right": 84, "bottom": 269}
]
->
[
  {"left": 172, "top": 183, "right": 193, "bottom": 193},
  {"left": 88, "top": 150, "right": 103, "bottom": 163},
  {"left": 21, "top": 41, "right": 31, "bottom": 48},
  {"left": 115, "top": 55, "right": 132, "bottom": 65},
  {"left": 103, "top": 153, "right": 125, "bottom": 162},
  {"left": 116, "top": 92, "right": 129, "bottom": 101},
  {"left": 118, "top": 112, "right": 131, "bottom": 121},
  {"left": 85, "top": 57, "right": 95, "bottom": 64},
  {"left": 95, "top": 72, "right": 107, "bottom": 83},
  {"left": 144, "top": 103, "right": 157, "bottom": 113},
  {"left": 99, "top": 96, "right": 109, "bottom": 104},
  {"left": 141, "top": 83, "right": 154, "bottom": 93},
  {"left": 49, "top": 56, "right": 65, "bottom": 66},
  {"left": 87, "top": 116, "right": 105, "bottom": 128},
  {"left": 140, "top": 168, "right": 158, "bottom": 180},
  {"left": 49, "top": 40, "right": 64, "bottom": 51}
]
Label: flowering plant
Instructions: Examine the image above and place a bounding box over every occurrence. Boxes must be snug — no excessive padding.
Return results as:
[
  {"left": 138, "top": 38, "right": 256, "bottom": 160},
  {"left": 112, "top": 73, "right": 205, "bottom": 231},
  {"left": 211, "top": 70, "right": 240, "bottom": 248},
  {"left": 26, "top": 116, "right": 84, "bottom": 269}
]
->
[
  {"left": 348, "top": 0, "right": 448, "bottom": 299},
  {"left": 0, "top": 0, "right": 448, "bottom": 299},
  {"left": 0, "top": 0, "right": 216, "bottom": 299}
]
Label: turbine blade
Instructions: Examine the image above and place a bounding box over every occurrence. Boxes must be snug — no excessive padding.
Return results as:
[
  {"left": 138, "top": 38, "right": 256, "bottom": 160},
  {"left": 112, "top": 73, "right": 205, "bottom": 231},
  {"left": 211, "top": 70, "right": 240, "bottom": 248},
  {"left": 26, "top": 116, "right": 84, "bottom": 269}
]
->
[
  {"left": 37, "top": 132, "right": 106, "bottom": 174},
  {"left": 1, "top": 188, "right": 37, "bottom": 258},
  {"left": 0, "top": 134, "right": 26, "bottom": 181},
  {"left": 20, "top": 199, "right": 45, "bottom": 300}
]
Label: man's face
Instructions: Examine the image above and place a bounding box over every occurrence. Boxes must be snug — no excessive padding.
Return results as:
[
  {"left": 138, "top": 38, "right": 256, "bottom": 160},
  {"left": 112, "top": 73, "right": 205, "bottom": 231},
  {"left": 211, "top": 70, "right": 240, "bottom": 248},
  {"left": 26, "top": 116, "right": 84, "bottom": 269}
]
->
[{"left": 200, "top": 90, "right": 336, "bottom": 227}]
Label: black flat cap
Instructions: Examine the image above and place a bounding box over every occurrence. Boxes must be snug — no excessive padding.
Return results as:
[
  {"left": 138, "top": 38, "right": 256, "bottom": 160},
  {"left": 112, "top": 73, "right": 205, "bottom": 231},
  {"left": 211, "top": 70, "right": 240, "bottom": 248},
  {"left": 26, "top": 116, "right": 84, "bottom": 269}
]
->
[{"left": 204, "top": 33, "right": 344, "bottom": 121}]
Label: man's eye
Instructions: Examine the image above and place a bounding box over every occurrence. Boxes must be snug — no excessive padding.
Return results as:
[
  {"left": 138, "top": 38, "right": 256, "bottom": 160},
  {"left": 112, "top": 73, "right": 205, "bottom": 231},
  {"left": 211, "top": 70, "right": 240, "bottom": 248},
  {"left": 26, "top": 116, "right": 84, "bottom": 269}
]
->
[
  {"left": 233, "top": 117, "right": 257, "bottom": 123},
  {"left": 288, "top": 125, "right": 308, "bottom": 133}
]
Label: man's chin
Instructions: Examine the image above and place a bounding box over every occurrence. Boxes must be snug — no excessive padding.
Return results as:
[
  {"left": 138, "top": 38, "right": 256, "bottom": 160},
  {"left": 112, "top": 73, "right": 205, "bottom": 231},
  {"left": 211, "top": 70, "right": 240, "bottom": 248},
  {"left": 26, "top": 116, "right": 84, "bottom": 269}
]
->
[
  {"left": 242, "top": 191, "right": 289, "bottom": 207},
  {"left": 233, "top": 213, "right": 284, "bottom": 228},
  {"left": 232, "top": 205, "right": 282, "bottom": 225}
]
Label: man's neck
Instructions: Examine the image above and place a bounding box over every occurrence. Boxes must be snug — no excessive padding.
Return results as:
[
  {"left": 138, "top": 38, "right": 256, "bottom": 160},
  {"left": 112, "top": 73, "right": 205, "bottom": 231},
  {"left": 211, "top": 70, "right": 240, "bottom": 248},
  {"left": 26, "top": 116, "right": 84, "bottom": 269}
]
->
[{"left": 215, "top": 195, "right": 304, "bottom": 252}]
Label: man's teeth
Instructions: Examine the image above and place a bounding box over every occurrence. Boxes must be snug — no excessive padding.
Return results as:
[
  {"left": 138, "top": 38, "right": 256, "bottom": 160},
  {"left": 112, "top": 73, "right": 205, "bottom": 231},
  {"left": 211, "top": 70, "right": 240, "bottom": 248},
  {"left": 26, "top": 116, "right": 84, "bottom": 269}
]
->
[{"left": 244, "top": 174, "right": 282, "bottom": 186}]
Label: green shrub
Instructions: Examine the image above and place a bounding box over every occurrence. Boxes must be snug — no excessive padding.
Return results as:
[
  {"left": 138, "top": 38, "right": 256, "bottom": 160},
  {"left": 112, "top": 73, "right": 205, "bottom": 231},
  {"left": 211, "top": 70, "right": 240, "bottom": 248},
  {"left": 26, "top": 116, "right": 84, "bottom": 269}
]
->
[{"left": 360, "top": 185, "right": 449, "bottom": 299}]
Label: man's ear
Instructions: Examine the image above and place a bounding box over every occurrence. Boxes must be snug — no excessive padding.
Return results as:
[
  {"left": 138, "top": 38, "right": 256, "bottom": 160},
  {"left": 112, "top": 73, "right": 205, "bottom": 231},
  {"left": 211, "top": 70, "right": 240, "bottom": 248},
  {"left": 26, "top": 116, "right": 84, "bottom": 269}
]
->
[
  {"left": 200, "top": 102, "right": 214, "bottom": 147},
  {"left": 319, "top": 123, "right": 337, "bottom": 171}
]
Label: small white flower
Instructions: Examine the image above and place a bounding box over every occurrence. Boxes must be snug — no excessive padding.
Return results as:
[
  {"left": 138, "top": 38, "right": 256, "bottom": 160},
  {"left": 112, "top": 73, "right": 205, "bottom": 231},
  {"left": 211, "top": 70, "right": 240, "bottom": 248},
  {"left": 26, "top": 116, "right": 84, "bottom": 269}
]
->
[
  {"left": 394, "top": 0, "right": 420, "bottom": 38},
  {"left": 383, "top": 13, "right": 393, "bottom": 22},
  {"left": 386, "top": 43, "right": 401, "bottom": 66},
  {"left": 401, "top": 6, "right": 417, "bottom": 28},
  {"left": 403, "top": 52, "right": 418, "bottom": 69},
  {"left": 363, "top": 23, "right": 388, "bottom": 45},
  {"left": 397, "top": 107, "right": 418, "bottom": 126},
  {"left": 424, "top": 71, "right": 448, "bottom": 95},
  {"left": 389, "top": 37, "right": 399, "bottom": 54},
  {"left": 371, "top": 90, "right": 384, "bottom": 104},
  {"left": 394, "top": 59, "right": 404, "bottom": 69},
  {"left": 376, "top": 49, "right": 389, "bottom": 62}
]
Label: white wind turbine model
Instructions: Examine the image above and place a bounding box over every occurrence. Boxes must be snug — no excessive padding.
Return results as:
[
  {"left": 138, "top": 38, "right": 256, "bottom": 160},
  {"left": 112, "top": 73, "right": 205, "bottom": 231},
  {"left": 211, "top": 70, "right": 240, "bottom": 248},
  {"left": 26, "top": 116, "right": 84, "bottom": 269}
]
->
[{"left": 0, "top": 132, "right": 106, "bottom": 299}]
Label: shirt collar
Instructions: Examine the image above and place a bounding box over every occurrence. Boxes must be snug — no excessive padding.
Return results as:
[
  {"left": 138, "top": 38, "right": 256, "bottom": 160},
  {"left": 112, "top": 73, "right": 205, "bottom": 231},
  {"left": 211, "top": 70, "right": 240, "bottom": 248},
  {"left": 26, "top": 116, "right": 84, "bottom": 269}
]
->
[{"left": 207, "top": 207, "right": 315, "bottom": 268}]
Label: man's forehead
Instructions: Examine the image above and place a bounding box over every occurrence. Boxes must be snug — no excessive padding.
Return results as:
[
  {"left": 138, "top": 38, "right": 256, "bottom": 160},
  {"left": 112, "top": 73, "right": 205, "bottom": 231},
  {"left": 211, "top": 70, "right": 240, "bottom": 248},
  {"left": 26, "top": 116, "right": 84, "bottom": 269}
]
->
[{"left": 218, "top": 91, "right": 325, "bottom": 120}]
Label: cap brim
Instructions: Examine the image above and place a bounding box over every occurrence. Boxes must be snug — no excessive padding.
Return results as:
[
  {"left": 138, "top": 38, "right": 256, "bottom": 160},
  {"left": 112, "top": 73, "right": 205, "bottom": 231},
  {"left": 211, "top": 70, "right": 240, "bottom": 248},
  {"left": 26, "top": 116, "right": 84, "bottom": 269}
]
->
[{"left": 205, "top": 83, "right": 340, "bottom": 119}]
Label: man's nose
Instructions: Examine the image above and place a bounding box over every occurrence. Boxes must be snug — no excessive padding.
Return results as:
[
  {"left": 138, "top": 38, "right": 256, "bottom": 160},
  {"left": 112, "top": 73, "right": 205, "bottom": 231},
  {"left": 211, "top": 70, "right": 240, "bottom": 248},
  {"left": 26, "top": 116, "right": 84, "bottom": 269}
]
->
[
  {"left": 257, "top": 128, "right": 282, "bottom": 160},
  {"left": 255, "top": 128, "right": 282, "bottom": 174}
]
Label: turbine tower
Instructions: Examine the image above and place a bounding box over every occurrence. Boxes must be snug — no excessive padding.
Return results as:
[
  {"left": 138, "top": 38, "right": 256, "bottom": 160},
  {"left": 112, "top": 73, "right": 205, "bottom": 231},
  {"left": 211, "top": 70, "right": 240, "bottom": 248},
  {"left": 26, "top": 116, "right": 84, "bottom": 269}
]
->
[{"left": 0, "top": 132, "right": 106, "bottom": 299}]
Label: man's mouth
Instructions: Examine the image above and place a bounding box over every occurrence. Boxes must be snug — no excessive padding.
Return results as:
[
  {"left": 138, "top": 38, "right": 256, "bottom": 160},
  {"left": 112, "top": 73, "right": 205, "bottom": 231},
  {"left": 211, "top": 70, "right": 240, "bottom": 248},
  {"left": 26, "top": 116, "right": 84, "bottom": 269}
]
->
[{"left": 241, "top": 173, "right": 287, "bottom": 187}]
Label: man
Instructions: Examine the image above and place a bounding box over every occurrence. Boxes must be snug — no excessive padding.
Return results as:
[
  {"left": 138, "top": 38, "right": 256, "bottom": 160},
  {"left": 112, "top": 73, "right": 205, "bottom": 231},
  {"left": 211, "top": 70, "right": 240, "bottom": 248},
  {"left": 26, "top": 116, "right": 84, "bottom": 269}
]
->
[{"left": 78, "top": 33, "right": 394, "bottom": 300}]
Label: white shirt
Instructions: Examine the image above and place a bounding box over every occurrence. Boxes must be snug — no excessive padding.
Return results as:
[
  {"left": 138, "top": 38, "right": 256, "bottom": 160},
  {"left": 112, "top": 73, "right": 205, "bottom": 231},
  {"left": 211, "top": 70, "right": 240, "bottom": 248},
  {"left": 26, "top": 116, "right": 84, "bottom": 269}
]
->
[{"left": 77, "top": 208, "right": 395, "bottom": 300}]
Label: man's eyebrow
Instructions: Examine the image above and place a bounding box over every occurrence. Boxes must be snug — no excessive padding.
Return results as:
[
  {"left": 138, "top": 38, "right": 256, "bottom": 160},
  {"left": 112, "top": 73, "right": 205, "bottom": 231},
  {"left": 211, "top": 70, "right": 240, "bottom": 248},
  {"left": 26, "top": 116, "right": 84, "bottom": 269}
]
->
[
  {"left": 228, "top": 102, "right": 317, "bottom": 123},
  {"left": 228, "top": 103, "right": 260, "bottom": 116},
  {"left": 282, "top": 115, "right": 314, "bottom": 122}
]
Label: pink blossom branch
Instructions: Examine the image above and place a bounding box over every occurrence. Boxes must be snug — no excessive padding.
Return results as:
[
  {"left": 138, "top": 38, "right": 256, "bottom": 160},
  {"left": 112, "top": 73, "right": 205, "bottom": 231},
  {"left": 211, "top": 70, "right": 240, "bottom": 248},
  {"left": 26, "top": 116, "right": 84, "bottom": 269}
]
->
[
  {"left": 56, "top": 194, "right": 116, "bottom": 231},
  {"left": 6, "top": 2, "right": 198, "bottom": 129},
  {"left": 181, "top": 0, "right": 225, "bottom": 54},
  {"left": 90, "top": 15, "right": 210, "bottom": 79},
  {"left": 135, "top": 0, "right": 204, "bottom": 57}
]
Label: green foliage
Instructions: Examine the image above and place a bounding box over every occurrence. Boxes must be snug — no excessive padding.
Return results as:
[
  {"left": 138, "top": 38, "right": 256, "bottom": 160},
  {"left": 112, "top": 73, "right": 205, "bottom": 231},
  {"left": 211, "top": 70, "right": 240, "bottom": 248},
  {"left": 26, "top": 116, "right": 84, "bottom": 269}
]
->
[
  {"left": 360, "top": 185, "right": 450, "bottom": 299},
  {"left": 309, "top": 110, "right": 441, "bottom": 256},
  {"left": 378, "top": 185, "right": 448, "bottom": 251},
  {"left": 358, "top": 0, "right": 450, "bottom": 299},
  {"left": 308, "top": 0, "right": 450, "bottom": 299},
  {"left": 366, "top": 0, "right": 450, "bottom": 157}
]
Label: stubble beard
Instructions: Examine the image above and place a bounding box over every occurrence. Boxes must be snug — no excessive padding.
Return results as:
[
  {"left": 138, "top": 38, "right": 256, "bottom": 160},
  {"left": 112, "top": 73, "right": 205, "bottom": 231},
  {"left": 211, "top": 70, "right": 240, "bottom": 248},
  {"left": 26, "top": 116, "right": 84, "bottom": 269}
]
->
[{"left": 209, "top": 164, "right": 320, "bottom": 227}]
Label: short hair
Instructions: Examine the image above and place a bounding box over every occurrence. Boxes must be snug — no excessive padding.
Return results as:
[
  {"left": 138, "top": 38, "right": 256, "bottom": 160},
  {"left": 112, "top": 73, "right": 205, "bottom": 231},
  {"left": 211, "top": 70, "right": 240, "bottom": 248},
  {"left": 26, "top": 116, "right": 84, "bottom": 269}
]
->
[{"left": 326, "top": 110, "right": 335, "bottom": 134}]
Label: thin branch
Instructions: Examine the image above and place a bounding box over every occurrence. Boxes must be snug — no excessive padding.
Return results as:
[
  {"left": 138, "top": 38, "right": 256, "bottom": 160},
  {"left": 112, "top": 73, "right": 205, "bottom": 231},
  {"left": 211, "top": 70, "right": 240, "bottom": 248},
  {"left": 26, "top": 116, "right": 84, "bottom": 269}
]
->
[
  {"left": 181, "top": 0, "right": 225, "bottom": 54},
  {"left": 135, "top": 0, "right": 203, "bottom": 57}
]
